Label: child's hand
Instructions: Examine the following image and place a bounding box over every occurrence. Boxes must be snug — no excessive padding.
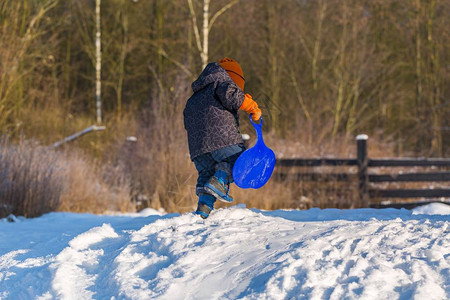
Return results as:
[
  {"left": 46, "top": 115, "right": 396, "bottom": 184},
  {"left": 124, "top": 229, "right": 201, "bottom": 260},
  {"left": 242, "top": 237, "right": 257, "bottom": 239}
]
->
[
  {"left": 251, "top": 107, "right": 262, "bottom": 121},
  {"left": 240, "top": 94, "right": 262, "bottom": 121}
]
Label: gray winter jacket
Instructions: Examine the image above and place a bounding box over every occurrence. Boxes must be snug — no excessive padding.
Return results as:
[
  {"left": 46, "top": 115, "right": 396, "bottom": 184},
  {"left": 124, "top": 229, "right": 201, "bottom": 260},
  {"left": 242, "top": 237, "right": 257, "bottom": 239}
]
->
[{"left": 184, "top": 62, "right": 245, "bottom": 160}]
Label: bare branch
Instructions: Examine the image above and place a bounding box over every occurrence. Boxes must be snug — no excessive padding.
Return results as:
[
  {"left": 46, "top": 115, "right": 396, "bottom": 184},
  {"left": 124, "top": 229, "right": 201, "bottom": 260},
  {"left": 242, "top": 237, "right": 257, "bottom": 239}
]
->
[
  {"left": 289, "top": 69, "right": 311, "bottom": 121},
  {"left": 158, "top": 48, "right": 193, "bottom": 77},
  {"left": 208, "top": 0, "right": 239, "bottom": 31},
  {"left": 52, "top": 125, "right": 106, "bottom": 148}
]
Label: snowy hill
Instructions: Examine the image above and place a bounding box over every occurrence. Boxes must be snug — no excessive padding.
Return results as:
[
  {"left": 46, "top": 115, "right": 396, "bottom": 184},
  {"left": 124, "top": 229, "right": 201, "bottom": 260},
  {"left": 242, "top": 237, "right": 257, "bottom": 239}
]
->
[{"left": 1, "top": 204, "right": 449, "bottom": 300}]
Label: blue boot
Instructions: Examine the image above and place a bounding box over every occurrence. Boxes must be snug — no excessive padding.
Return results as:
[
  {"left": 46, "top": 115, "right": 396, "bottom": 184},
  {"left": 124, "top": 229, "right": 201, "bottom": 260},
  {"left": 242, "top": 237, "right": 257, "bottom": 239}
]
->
[
  {"left": 194, "top": 193, "right": 216, "bottom": 219},
  {"left": 204, "top": 170, "right": 233, "bottom": 203}
]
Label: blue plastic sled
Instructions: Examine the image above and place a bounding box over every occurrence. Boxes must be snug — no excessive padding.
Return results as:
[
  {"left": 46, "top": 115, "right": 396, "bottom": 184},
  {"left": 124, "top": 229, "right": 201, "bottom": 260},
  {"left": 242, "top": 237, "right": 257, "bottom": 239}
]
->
[{"left": 233, "top": 115, "right": 276, "bottom": 189}]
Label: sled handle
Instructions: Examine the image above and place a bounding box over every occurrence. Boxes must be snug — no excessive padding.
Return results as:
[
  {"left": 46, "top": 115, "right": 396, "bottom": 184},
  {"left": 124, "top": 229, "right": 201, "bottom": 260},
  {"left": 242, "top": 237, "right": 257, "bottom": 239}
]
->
[
  {"left": 249, "top": 114, "right": 262, "bottom": 127},
  {"left": 249, "top": 115, "right": 264, "bottom": 142}
]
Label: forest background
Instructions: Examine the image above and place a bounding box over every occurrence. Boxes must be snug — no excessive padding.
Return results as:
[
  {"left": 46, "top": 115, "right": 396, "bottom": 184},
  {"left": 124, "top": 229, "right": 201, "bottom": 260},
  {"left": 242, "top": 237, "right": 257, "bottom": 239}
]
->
[{"left": 0, "top": 0, "right": 449, "bottom": 218}]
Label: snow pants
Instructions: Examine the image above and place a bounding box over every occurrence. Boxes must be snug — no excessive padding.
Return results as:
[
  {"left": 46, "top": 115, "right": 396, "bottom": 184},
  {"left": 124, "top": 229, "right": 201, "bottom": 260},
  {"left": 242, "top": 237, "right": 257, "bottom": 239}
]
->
[{"left": 193, "top": 143, "right": 245, "bottom": 196}]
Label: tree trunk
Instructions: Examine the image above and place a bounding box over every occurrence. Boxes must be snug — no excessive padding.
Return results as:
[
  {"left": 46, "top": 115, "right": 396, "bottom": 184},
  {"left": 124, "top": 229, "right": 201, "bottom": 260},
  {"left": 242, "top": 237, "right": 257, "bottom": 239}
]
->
[
  {"left": 201, "top": 0, "right": 210, "bottom": 69},
  {"left": 427, "top": 0, "right": 442, "bottom": 155},
  {"left": 95, "top": 0, "right": 102, "bottom": 124}
]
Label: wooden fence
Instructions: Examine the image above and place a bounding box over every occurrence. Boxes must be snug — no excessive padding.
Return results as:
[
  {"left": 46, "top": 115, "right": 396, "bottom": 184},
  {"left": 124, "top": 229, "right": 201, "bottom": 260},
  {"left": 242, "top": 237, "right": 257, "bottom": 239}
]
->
[{"left": 275, "top": 135, "right": 450, "bottom": 207}]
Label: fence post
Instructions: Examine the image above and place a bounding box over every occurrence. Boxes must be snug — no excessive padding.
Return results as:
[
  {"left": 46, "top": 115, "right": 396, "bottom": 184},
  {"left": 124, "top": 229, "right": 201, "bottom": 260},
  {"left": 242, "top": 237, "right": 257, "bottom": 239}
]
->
[{"left": 357, "top": 134, "right": 369, "bottom": 207}]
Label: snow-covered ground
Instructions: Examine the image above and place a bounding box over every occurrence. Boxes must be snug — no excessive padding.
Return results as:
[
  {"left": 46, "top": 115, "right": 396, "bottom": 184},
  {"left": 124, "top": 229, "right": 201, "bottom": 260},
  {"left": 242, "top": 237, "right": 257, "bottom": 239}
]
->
[{"left": 1, "top": 204, "right": 449, "bottom": 300}]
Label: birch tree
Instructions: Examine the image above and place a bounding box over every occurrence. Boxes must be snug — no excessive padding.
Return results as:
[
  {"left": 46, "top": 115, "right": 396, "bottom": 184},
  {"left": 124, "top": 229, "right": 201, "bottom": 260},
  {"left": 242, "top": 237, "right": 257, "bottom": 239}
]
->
[
  {"left": 188, "top": 0, "right": 239, "bottom": 69},
  {"left": 95, "top": 0, "right": 102, "bottom": 124}
]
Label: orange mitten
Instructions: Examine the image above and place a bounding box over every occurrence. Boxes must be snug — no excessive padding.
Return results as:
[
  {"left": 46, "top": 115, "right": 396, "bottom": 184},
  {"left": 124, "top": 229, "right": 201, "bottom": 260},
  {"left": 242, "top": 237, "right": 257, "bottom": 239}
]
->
[{"left": 240, "top": 94, "right": 262, "bottom": 121}]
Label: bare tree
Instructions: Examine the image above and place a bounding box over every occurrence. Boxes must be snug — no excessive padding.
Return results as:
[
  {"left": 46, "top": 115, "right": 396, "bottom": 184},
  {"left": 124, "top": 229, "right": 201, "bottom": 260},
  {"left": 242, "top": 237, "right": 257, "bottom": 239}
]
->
[
  {"left": 0, "top": 0, "right": 58, "bottom": 131},
  {"left": 188, "top": 0, "right": 239, "bottom": 69}
]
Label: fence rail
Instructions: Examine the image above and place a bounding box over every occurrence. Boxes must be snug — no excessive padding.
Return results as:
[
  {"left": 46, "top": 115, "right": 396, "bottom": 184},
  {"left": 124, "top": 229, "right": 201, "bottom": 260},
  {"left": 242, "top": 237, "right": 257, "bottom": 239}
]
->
[
  {"left": 277, "top": 159, "right": 357, "bottom": 167},
  {"left": 369, "top": 158, "right": 450, "bottom": 167},
  {"left": 369, "top": 189, "right": 450, "bottom": 198},
  {"left": 369, "top": 172, "right": 450, "bottom": 182},
  {"left": 275, "top": 135, "right": 450, "bottom": 207}
]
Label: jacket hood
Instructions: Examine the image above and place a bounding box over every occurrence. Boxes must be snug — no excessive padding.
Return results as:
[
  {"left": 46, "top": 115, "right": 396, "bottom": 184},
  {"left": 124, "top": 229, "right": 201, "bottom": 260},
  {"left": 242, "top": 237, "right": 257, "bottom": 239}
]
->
[{"left": 191, "top": 62, "right": 231, "bottom": 93}]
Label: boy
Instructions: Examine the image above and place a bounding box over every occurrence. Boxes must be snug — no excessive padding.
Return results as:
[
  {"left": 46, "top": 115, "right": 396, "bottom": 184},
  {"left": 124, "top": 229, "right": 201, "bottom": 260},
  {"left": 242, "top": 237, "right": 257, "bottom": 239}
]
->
[{"left": 184, "top": 58, "right": 262, "bottom": 219}]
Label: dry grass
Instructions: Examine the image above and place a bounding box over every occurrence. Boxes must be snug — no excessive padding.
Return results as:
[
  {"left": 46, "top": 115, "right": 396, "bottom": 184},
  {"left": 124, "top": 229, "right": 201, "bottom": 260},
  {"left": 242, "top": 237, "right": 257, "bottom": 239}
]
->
[
  {"left": 0, "top": 138, "right": 133, "bottom": 218},
  {"left": 113, "top": 84, "right": 197, "bottom": 213},
  {"left": 0, "top": 139, "right": 63, "bottom": 218},
  {"left": 57, "top": 154, "right": 133, "bottom": 214}
]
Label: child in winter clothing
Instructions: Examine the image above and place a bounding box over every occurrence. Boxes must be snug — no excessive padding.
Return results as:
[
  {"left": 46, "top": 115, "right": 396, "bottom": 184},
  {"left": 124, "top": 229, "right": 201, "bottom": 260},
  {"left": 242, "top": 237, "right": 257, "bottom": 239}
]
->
[{"left": 184, "top": 58, "right": 262, "bottom": 219}]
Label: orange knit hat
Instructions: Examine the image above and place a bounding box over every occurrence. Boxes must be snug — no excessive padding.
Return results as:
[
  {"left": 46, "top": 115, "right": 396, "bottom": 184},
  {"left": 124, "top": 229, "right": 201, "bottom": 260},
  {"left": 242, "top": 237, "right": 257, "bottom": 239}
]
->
[{"left": 219, "top": 57, "right": 245, "bottom": 90}]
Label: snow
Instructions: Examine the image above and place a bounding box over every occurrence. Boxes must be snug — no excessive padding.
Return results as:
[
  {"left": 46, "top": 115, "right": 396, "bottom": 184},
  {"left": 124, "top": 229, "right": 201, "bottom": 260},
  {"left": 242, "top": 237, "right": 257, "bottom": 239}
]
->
[
  {"left": 0, "top": 205, "right": 449, "bottom": 299},
  {"left": 412, "top": 202, "right": 450, "bottom": 216}
]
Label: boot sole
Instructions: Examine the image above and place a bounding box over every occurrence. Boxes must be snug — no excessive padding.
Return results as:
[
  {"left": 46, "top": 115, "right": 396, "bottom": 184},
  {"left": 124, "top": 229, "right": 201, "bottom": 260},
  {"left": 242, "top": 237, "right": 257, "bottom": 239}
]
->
[
  {"left": 195, "top": 202, "right": 213, "bottom": 219},
  {"left": 194, "top": 211, "right": 209, "bottom": 219},
  {"left": 204, "top": 184, "right": 233, "bottom": 203}
]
